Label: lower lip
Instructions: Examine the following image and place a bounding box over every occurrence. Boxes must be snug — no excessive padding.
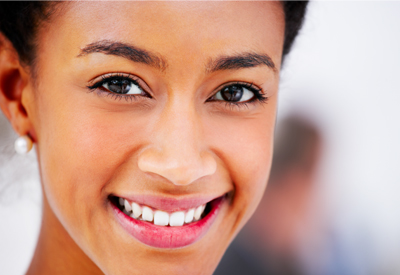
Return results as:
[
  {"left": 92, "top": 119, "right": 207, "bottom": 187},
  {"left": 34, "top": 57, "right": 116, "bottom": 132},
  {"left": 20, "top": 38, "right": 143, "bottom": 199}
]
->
[{"left": 111, "top": 197, "right": 224, "bottom": 249}]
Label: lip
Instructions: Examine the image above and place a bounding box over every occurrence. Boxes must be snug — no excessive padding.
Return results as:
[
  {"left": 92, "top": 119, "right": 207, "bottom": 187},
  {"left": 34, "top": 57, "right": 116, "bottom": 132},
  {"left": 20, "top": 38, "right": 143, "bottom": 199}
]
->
[
  {"left": 111, "top": 196, "right": 224, "bottom": 249},
  {"left": 114, "top": 194, "right": 219, "bottom": 212}
]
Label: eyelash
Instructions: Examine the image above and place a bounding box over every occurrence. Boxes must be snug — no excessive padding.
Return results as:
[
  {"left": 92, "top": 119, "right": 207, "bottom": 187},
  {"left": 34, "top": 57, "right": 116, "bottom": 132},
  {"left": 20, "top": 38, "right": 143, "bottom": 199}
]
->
[
  {"left": 87, "top": 73, "right": 268, "bottom": 107},
  {"left": 207, "top": 82, "right": 268, "bottom": 109},
  {"left": 87, "top": 73, "right": 147, "bottom": 102}
]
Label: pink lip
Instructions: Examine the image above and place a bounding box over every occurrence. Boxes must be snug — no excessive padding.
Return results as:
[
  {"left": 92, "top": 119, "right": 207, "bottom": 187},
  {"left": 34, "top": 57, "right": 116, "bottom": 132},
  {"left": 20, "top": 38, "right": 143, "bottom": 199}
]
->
[
  {"left": 115, "top": 194, "right": 220, "bottom": 212},
  {"left": 111, "top": 197, "right": 224, "bottom": 249}
]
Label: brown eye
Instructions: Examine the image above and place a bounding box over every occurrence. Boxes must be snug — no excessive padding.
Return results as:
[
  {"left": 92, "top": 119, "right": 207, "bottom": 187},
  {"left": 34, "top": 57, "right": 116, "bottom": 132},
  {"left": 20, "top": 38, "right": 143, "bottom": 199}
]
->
[
  {"left": 107, "top": 79, "right": 131, "bottom": 94},
  {"left": 214, "top": 84, "right": 255, "bottom": 102},
  {"left": 103, "top": 79, "right": 143, "bottom": 95},
  {"left": 220, "top": 85, "right": 243, "bottom": 102}
]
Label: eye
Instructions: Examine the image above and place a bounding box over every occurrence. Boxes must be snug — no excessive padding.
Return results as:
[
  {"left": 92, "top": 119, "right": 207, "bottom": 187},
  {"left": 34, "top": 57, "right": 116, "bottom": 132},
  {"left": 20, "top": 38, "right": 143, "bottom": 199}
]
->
[
  {"left": 210, "top": 83, "right": 265, "bottom": 104},
  {"left": 207, "top": 82, "right": 268, "bottom": 109},
  {"left": 102, "top": 78, "right": 143, "bottom": 95},
  {"left": 87, "top": 73, "right": 151, "bottom": 100},
  {"left": 214, "top": 85, "right": 253, "bottom": 102}
]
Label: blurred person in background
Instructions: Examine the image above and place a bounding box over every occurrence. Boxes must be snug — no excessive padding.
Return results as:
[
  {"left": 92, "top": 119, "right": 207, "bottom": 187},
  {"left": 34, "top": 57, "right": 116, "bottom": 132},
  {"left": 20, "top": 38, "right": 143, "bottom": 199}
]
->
[{"left": 215, "top": 114, "right": 323, "bottom": 275}]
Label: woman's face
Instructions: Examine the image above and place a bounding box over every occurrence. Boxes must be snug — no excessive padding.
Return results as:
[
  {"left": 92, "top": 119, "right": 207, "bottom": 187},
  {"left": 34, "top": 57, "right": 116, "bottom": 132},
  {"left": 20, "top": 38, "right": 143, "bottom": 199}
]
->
[{"left": 26, "top": 1, "right": 284, "bottom": 274}]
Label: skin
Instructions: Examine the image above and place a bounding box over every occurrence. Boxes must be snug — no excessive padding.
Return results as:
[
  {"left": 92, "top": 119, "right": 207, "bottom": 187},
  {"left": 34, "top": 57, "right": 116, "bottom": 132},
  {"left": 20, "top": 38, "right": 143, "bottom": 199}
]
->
[{"left": 0, "top": 2, "right": 284, "bottom": 275}]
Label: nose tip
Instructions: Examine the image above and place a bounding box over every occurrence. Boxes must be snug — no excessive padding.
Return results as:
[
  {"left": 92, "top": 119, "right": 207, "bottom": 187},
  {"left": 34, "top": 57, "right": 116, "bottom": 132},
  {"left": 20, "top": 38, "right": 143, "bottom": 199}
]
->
[{"left": 138, "top": 148, "right": 217, "bottom": 186}]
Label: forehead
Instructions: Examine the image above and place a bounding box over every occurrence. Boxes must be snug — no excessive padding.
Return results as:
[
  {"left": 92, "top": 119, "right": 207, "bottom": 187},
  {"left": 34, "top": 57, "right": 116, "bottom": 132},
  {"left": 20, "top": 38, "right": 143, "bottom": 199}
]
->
[{"left": 39, "top": 1, "right": 284, "bottom": 71}]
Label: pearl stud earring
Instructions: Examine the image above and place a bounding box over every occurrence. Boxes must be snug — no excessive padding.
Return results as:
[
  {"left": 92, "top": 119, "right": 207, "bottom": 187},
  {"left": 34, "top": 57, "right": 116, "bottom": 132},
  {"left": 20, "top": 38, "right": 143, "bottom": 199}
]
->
[{"left": 14, "top": 135, "right": 33, "bottom": 155}]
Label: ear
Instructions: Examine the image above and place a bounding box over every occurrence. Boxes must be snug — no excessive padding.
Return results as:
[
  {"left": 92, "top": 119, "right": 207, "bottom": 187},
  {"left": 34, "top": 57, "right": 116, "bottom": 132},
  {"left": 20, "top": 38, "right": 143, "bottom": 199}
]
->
[{"left": 0, "top": 33, "right": 36, "bottom": 141}]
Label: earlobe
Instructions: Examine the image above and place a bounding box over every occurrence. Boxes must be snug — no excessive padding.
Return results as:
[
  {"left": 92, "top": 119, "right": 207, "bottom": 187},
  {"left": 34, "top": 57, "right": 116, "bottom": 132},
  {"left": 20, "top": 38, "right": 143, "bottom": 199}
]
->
[{"left": 0, "top": 34, "right": 34, "bottom": 139}]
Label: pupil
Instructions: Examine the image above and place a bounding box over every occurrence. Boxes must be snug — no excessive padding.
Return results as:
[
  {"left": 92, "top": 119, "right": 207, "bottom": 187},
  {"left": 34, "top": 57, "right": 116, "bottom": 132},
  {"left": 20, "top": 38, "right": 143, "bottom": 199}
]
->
[
  {"left": 109, "top": 79, "right": 131, "bottom": 94},
  {"left": 221, "top": 85, "right": 243, "bottom": 102}
]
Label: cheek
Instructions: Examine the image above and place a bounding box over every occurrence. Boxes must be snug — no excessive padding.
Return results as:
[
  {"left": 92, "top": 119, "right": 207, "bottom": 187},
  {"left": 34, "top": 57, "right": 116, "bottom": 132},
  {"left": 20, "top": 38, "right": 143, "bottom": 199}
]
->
[
  {"left": 34, "top": 87, "right": 149, "bottom": 228},
  {"left": 206, "top": 100, "right": 277, "bottom": 226},
  {"left": 230, "top": 126, "right": 274, "bottom": 223}
]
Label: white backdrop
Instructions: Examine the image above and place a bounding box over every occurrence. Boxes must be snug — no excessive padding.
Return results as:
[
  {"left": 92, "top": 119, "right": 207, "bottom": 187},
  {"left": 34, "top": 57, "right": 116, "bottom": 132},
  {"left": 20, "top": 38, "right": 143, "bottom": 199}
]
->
[
  {"left": 279, "top": 2, "right": 400, "bottom": 274},
  {"left": 1, "top": 2, "right": 400, "bottom": 274}
]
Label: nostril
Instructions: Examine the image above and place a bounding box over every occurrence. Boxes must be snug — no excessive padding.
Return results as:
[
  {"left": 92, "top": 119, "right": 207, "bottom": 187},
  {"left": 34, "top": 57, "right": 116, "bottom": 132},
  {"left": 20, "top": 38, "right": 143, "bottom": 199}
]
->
[{"left": 138, "top": 148, "right": 217, "bottom": 186}]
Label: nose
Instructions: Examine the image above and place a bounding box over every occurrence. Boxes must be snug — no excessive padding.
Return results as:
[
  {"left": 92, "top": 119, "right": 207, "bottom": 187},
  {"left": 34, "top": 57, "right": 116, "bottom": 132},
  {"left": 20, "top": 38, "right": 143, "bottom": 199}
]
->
[{"left": 137, "top": 103, "right": 217, "bottom": 186}]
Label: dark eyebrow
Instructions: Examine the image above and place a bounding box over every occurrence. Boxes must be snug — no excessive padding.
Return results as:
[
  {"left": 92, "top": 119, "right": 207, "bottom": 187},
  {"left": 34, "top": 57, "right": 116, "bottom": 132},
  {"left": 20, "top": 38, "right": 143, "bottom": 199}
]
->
[
  {"left": 207, "top": 53, "right": 276, "bottom": 73},
  {"left": 77, "top": 40, "right": 167, "bottom": 71}
]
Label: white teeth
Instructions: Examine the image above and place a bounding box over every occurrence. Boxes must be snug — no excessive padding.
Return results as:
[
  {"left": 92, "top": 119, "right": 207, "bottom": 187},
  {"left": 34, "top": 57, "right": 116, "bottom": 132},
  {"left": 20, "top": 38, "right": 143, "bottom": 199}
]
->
[
  {"left": 118, "top": 197, "right": 208, "bottom": 226},
  {"left": 154, "top": 210, "right": 169, "bottom": 226},
  {"left": 131, "top": 202, "right": 142, "bottom": 219},
  {"left": 124, "top": 199, "right": 132, "bottom": 212},
  {"left": 194, "top": 204, "right": 205, "bottom": 221},
  {"left": 142, "top": 206, "right": 154, "bottom": 222},
  {"left": 185, "top": 209, "right": 195, "bottom": 224},
  {"left": 170, "top": 211, "right": 185, "bottom": 226}
]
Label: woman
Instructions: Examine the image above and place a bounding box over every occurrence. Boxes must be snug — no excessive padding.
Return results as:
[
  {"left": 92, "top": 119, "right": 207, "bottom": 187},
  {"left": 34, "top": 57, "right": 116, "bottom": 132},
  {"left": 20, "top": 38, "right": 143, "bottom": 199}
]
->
[{"left": 0, "top": 1, "right": 307, "bottom": 274}]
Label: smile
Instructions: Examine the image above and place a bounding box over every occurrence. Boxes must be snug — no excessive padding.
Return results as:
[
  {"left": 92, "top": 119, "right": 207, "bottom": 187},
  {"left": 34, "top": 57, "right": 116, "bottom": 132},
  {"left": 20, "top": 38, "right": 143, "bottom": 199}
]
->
[
  {"left": 117, "top": 197, "right": 207, "bottom": 226},
  {"left": 109, "top": 195, "right": 225, "bottom": 249}
]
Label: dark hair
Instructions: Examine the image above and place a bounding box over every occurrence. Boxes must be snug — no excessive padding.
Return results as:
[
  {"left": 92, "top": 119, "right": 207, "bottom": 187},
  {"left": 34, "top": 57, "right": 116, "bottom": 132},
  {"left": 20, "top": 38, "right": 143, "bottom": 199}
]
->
[
  {"left": 282, "top": 1, "right": 308, "bottom": 58},
  {"left": 0, "top": 1, "right": 308, "bottom": 67},
  {"left": 0, "top": 2, "right": 54, "bottom": 66}
]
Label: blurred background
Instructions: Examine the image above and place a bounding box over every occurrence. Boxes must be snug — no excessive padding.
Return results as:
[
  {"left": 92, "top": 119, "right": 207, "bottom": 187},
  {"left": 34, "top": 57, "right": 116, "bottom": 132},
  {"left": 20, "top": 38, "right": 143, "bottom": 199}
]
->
[{"left": 1, "top": 2, "right": 400, "bottom": 275}]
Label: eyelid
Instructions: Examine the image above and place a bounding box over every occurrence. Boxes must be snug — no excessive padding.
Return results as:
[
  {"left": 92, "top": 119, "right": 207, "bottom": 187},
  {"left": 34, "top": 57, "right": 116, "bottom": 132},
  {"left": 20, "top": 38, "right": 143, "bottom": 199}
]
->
[
  {"left": 207, "top": 81, "right": 266, "bottom": 102},
  {"left": 212, "top": 81, "right": 262, "bottom": 95},
  {"left": 87, "top": 72, "right": 152, "bottom": 95}
]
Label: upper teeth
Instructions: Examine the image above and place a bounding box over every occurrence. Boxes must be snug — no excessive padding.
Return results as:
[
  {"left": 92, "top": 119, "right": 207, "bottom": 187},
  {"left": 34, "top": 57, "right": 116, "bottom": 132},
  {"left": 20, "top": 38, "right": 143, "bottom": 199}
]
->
[{"left": 118, "top": 198, "right": 206, "bottom": 226}]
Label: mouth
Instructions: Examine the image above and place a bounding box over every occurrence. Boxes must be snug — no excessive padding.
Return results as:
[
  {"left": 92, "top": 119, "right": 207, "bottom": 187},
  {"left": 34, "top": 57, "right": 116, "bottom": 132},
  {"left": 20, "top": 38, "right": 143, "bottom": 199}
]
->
[{"left": 109, "top": 194, "right": 225, "bottom": 249}]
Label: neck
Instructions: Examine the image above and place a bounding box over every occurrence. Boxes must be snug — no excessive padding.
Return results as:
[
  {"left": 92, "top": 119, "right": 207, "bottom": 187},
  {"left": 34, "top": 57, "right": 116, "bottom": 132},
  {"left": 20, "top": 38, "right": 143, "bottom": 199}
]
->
[{"left": 26, "top": 197, "right": 103, "bottom": 275}]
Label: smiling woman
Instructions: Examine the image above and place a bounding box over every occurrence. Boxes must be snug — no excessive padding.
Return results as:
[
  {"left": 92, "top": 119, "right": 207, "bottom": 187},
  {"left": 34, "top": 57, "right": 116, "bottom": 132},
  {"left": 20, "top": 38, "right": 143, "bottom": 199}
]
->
[{"left": 0, "top": 1, "right": 307, "bottom": 274}]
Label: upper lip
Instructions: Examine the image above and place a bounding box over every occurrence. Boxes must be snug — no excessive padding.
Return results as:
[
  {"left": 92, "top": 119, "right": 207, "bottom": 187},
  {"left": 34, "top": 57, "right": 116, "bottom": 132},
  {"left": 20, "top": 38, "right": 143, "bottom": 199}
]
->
[{"left": 113, "top": 194, "right": 225, "bottom": 212}]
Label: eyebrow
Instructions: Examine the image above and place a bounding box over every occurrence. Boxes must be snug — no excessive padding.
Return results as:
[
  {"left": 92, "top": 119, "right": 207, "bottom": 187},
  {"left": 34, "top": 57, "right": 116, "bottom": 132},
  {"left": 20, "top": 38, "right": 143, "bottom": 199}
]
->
[
  {"left": 77, "top": 40, "right": 275, "bottom": 74},
  {"left": 207, "top": 53, "right": 276, "bottom": 73},
  {"left": 77, "top": 40, "right": 167, "bottom": 71}
]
